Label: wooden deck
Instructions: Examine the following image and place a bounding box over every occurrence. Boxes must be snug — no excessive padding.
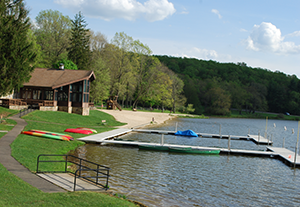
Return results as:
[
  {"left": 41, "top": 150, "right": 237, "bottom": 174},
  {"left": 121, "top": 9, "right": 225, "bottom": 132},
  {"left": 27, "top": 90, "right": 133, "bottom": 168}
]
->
[
  {"left": 77, "top": 128, "right": 132, "bottom": 143},
  {"left": 37, "top": 173, "right": 106, "bottom": 192}
]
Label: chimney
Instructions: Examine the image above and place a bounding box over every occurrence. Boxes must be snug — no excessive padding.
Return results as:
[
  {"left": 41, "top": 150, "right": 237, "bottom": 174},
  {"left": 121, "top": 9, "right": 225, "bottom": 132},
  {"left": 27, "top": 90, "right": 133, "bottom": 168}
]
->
[{"left": 59, "top": 63, "right": 64, "bottom": 70}]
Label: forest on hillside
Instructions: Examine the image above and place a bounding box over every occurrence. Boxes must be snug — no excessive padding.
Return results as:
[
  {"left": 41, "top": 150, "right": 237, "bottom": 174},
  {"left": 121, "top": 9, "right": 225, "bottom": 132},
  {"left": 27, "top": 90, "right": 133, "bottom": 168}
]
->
[
  {"left": 155, "top": 55, "right": 300, "bottom": 115},
  {"left": 2, "top": 4, "right": 300, "bottom": 116}
]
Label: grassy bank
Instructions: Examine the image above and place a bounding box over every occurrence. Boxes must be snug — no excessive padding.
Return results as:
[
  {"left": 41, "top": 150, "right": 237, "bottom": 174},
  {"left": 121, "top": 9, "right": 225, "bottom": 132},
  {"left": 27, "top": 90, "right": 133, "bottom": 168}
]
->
[
  {"left": 228, "top": 110, "right": 299, "bottom": 120},
  {"left": 0, "top": 162, "right": 138, "bottom": 207},
  {"left": 0, "top": 108, "right": 140, "bottom": 207},
  {"left": 0, "top": 107, "right": 18, "bottom": 139}
]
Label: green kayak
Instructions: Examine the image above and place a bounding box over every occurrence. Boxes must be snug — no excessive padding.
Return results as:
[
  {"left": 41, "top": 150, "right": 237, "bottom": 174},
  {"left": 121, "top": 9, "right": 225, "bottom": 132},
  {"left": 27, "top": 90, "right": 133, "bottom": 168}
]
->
[
  {"left": 169, "top": 147, "right": 220, "bottom": 154},
  {"left": 139, "top": 145, "right": 169, "bottom": 151}
]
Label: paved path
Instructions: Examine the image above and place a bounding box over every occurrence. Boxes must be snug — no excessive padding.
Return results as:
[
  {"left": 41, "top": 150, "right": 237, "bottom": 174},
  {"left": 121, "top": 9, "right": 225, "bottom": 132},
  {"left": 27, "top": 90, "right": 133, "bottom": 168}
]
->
[{"left": 0, "top": 114, "right": 65, "bottom": 193}]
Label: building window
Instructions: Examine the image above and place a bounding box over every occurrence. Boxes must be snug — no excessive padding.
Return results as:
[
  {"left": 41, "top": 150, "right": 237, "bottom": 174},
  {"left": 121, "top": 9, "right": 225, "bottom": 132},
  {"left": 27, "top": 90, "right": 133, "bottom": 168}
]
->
[
  {"left": 44, "top": 90, "right": 53, "bottom": 100},
  {"left": 57, "top": 91, "right": 68, "bottom": 101},
  {"left": 83, "top": 94, "right": 89, "bottom": 103},
  {"left": 33, "top": 90, "right": 42, "bottom": 100}
]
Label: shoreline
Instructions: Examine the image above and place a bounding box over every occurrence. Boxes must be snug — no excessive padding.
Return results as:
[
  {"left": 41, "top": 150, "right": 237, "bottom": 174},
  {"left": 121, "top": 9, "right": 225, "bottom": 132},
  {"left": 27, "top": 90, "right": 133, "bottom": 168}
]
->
[{"left": 99, "top": 109, "right": 176, "bottom": 128}]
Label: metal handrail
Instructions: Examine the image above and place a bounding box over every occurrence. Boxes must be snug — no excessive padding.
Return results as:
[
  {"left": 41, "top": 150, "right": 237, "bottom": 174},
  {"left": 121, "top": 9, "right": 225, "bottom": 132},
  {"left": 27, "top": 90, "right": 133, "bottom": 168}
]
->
[
  {"left": 36, "top": 154, "right": 110, "bottom": 191},
  {"left": 19, "top": 107, "right": 36, "bottom": 117}
]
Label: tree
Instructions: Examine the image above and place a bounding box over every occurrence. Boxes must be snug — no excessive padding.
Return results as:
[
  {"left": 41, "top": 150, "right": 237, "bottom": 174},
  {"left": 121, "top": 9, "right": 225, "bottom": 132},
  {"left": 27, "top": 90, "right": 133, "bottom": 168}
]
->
[
  {"left": 132, "top": 56, "right": 161, "bottom": 109},
  {"left": 0, "top": 0, "right": 36, "bottom": 96},
  {"left": 68, "top": 11, "right": 91, "bottom": 70},
  {"left": 205, "top": 87, "right": 231, "bottom": 115},
  {"left": 89, "top": 57, "right": 110, "bottom": 103},
  {"left": 89, "top": 30, "right": 107, "bottom": 53},
  {"left": 34, "top": 9, "right": 72, "bottom": 68},
  {"left": 27, "top": 28, "right": 42, "bottom": 68},
  {"left": 53, "top": 59, "right": 77, "bottom": 70},
  {"left": 89, "top": 31, "right": 110, "bottom": 103}
]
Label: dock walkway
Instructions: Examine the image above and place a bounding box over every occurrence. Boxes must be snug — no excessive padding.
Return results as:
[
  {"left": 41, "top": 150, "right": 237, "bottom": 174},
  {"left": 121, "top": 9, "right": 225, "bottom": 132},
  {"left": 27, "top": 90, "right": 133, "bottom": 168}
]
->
[
  {"left": 78, "top": 128, "right": 132, "bottom": 143},
  {"left": 102, "top": 139, "right": 277, "bottom": 156},
  {"left": 37, "top": 173, "right": 106, "bottom": 192},
  {"left": 77, "top": 128, "right": 299, "bottom": 167},
  {"left": 267, "top": 147, "right": 300, "bottom": 167},
  {"left": 132, "top": 129, "right": 272, "bottom": 145}
]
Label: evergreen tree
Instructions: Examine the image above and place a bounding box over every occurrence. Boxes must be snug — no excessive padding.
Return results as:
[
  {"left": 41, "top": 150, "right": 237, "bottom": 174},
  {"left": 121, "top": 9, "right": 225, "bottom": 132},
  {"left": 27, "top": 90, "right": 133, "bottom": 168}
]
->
[
  {"left": 0, "top": 0, "right": 36, "bottom": 96},
  {"left": 68, "top": 12, "right": 91, "bottom": 70}
]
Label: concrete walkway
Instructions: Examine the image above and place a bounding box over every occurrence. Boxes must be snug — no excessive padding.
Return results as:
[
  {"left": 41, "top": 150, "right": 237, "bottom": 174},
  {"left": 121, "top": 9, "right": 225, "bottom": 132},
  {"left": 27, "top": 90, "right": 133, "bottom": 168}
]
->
[{"left": 0, "top": 114, "right": 65, "bottom": 193}]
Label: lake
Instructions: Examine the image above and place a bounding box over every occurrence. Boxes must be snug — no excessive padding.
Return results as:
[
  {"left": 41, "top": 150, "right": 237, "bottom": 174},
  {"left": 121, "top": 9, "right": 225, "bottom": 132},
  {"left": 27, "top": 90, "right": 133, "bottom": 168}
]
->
[{"left": 72, "top": 118, "right": 300, "bottom": 207}]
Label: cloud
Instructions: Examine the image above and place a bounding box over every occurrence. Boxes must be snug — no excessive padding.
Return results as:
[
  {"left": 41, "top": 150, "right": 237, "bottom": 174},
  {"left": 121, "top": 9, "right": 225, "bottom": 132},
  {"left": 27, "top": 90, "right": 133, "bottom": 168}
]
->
[
  {"left": 245, "top": 22, "right": 300, "bottom": 54},
  {"left": 54, "top": 0, "right": 176, "bottom": 22},
  {"left": 286, "top": 31, "right": 300, "bottom": 37},
  {"left": 211, "top": 9, "right": 222, "bottom": 19},
  {"left": 180, "top": 7, "right": 189, "bottom": 14},
  {"left": 174, "top": 47, "right": 218, "bottom": 60}
]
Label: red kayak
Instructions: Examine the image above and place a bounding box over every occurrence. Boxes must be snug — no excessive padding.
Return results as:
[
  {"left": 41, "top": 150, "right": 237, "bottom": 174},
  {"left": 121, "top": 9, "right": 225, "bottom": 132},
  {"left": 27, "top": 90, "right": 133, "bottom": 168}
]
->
[{"left": 64, "top": 128, "right": 93, "bottom": 134}]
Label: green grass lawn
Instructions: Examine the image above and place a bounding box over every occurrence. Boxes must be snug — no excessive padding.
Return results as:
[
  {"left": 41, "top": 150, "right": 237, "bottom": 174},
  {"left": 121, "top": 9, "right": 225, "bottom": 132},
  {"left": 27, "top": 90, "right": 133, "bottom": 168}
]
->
[
  {"left": 229, "top": 110, "right": 299, "bottom": 120},
  {"left": 0, "top": 106, "right": 19, "bottom": 117},
  {"left": 23, "top": 110, "right": 127, "bottom": 127},
  {"left": 0, "top": 107, "right": 18, "bottom": 138},
  {"left": 0, "top": 163, "right": 137, "bottom": 207},
  {"left": 0, "top": 109, "right": 140, "bottom": 207}
]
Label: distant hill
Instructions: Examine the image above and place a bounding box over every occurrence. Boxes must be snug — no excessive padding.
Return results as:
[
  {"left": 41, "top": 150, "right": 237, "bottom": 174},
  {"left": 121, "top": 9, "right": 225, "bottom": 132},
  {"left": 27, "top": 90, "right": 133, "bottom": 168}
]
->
[{"left": 155, "top": 55, "right": 300, "bottom": 115}]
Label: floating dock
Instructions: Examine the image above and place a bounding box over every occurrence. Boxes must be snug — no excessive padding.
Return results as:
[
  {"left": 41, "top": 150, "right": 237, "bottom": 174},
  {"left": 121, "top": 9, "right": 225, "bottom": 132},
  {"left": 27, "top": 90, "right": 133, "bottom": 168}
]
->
[
  {"left": 267, "top": 146, "right": 300, "bottom": 167},
  {"left": 77, "top": 128, "right": 132, "bottom": 143},
  {"left": 101, "top": 140, "right": 299, "bottom": 167},
  {"left": 77, "top": 128, "right": 300, "bottom": 167},
  {"left": 132, "top": 129, "right": 272, "bottom": 145},
  {"left": 102, "top": 140, "right": 274, "bottom": 156}
]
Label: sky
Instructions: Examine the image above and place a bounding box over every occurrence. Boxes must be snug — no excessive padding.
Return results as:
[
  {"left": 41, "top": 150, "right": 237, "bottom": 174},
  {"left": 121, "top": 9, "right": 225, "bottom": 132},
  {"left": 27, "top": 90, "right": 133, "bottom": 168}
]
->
[{"left": 25, "top": 0, "right": 300, "bottom": 78}]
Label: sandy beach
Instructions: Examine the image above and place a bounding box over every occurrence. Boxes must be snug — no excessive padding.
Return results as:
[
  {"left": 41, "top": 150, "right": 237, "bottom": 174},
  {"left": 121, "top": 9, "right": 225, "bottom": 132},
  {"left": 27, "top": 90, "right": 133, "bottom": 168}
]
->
[{"left": 99, "top": 109, "right": 175, "bottom": 128}]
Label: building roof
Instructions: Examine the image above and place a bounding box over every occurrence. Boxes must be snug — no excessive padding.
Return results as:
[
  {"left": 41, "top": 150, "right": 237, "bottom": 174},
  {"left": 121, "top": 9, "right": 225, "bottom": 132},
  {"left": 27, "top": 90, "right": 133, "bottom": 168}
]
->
[{"left": 23, "top": 68, "right": 96, "bottom": 89}]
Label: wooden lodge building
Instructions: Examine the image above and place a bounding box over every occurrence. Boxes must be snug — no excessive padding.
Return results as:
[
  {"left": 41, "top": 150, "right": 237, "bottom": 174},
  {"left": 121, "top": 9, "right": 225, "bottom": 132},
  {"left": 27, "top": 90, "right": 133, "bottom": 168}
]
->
[{"left": 0, "top": 67, "right": 96, "bottom": 115}]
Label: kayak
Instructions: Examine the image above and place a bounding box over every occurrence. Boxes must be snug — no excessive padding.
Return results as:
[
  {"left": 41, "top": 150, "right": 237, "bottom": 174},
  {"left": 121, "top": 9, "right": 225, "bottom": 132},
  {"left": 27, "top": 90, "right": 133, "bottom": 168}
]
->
[
  {"left": 64, "top": 128, "right": 93, "bottom": 134},
  {"left": 169, "top": 147, "right": 220, "bottom": 154},
  {"left": 21, "top": 130, "right": 73, "bottom": 141},
  {"left": 139, "top": 145, "right": 169, "bottom": 151},
  {"left": 76, "top": 127, "right": 97, "bottom": 133}
]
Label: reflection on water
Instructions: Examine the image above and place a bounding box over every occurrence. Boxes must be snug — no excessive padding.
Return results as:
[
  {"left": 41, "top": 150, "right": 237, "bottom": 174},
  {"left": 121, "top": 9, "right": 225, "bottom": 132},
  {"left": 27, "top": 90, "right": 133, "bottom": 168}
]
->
[{"left": 73, "top": 118, "right": 300, "bottom": 207}]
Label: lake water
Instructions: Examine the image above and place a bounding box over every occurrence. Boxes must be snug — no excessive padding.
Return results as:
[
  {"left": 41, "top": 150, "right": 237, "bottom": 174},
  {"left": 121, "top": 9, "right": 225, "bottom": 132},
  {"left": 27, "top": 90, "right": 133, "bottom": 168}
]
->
[{"left": 72, "top": 118, "right": 300, "bottom": 207}]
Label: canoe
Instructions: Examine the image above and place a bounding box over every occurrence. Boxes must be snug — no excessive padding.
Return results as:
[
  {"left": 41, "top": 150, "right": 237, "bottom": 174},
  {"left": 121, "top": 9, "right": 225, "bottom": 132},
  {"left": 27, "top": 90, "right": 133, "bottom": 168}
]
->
[
  {"left": 169, "top": 147, "right": 220, "bottom": 154},
  {"left": 21, "top": 130, "right": 73, "bottom": 141},
  {"left": 139, "top": 145, "right": 169, "bottom": 151},
  {"left": 64, "top": 128, "right": 93, "bottom": 134}
]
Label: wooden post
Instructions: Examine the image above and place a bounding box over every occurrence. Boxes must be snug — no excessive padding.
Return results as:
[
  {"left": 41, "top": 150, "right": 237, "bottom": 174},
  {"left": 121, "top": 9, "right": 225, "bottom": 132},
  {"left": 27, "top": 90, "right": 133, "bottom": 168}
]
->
[
  {"left": 161, "top": 134, "right": 164, "bottom": 145},
  {"left": 264, "top": 116, "right": 268, "bottom": 140},
  {"left": 294, "top": 121, "right": 300, "bottom": 168},
  {"left": 271, "top": 134, "right": 273, "bottom": 145},
  {"left": 219, "top": 124, "right": 222, "bottom": 144},
  {"left": 228, "top": 135, "right": 231, "bottom": 151},
  {"left": 175, "top": 122, "right": 178, "bottom": 132}
]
